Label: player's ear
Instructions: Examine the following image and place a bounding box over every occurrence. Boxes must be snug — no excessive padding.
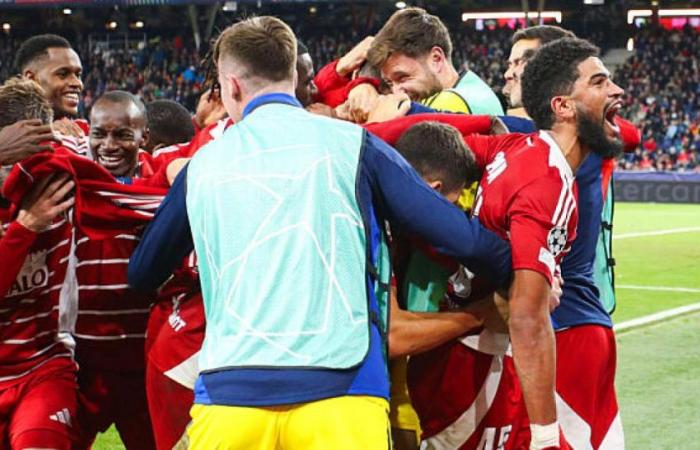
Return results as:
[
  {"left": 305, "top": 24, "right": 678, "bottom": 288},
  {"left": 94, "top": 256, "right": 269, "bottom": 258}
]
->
[
  {"left": 551, "top": 95, "right": 575, "bottom": 123},
  {"left": 428, "top": 46, "right": 446, "bottom": 71},
  {"left": 427, "top": 180, "right": 443, "bottom": 192},
  {"left": 23, "top": 68, "right": 37, "bottom": 81}
]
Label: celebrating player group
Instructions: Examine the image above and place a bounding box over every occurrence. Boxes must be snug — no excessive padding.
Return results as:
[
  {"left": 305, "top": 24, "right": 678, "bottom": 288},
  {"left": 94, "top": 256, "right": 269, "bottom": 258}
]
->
[{"left": 0, "top": 7, "right": 640, "bottom": 450}]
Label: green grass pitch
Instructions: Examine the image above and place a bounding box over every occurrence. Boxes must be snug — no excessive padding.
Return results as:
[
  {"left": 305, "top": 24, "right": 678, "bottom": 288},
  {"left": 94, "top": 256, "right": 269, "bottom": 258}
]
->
[{"left": 93, "top": 202, "right": 700, "bottom": 449}]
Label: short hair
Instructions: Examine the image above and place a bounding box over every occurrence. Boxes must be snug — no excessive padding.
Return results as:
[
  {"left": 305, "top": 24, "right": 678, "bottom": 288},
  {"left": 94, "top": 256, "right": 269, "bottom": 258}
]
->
[
  {"left": 213, "top": 16, "right": 296, "bottom": 83},
  {"left": 146, "top": 100, "right": 195, "bottom": 148},
  {"left": 395, "top": 121, "right": 477, "bottom": 194},
  {"left": 0, "top": 78, "right": 53, "bottom": 128},
  {"left": 94, "top": 90, "right": 147, "bottom": 119},
  {"left": 368, "top": 7, "right": 452, "bottom": 69},
  {"left": 15, "top": 34, "right": 72, "bottom": 73},
  {"left": 297, "top": 40, "right": 309, "bottom": 56},
  {"left": 512, "top": 25, "right": 576, "bottom": 45},
  {"left": 522, "top": 37, "right": 600, "bottom": 130}
]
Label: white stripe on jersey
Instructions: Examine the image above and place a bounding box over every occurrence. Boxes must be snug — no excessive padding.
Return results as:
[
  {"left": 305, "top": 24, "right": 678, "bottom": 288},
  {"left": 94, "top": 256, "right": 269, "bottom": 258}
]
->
[
  {"left": 78, "top": 284, "right": 131, "bottom": 291},
  {"left": 73, "top": 332, "right": 146, "bottom": 340},
  {"left": 0, "top": 353, "right": 73, "bottom": 383},
  {"left": 0, "top": 306, "right": 58, "bottom": 326},
  {"left": 2, "top": 329, "right": 55, "bottom": 344},
  {"left": 76, "top": 258, "right": 130, "bottom": 267}
]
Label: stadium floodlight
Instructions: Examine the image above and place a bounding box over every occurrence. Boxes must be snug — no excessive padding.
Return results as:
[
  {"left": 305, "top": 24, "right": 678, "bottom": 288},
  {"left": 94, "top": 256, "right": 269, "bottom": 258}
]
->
[
  {"left": 309, "top": 6, "right": 317, "bottom": 14},
  {"left": 132, "top": 21, "right": 144, "bottom": 29},
  {"left": 462, "top": 11, "right": 562, "bottom": 23},
  {"left": 627, "top": 38, "right": 634, "bottom": 51},
  {"left": 222, "top": 1, "right": 237, "bottom": 12},
  {"left": 63, "top": 8, "right": 72, "bottom": 15},
  {"left": 396, "top": 1, "right": 407, "bottom": 9},
  {"left": 106, "top": 21, "right": 118, "bottom": 30},
  {"left": 2, "top": 23, "right": 10, "bottom": 32},
  {"left": 583, "top": 0, "right": 604, "bottom": 4},
  {"left": 627, "top": 8, "right": 700, "bottom": 24}
]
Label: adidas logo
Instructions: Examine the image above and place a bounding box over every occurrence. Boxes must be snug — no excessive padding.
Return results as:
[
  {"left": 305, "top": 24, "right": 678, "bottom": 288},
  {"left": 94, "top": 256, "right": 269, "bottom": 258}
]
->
[{"left": 49, "top": 408, "right": 72, "bottom": 427}]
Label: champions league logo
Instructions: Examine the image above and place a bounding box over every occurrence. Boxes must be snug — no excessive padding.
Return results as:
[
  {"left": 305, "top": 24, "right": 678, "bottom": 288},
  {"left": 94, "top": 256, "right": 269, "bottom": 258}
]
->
[{"left": 547, "top": 226, "right": 568, "bottom": 257}]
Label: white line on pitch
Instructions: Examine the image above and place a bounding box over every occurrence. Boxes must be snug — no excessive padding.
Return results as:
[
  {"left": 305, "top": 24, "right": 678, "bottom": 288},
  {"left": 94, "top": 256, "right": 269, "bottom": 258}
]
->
[
  {"left": 615, "top": 301, "right": 700, "bottom": 333},
  {"left": 617, "top": 285, "right": 700, "bottom": 293},
  {"left": 614, "top": 227, "right": 700, "bottom": 240}
]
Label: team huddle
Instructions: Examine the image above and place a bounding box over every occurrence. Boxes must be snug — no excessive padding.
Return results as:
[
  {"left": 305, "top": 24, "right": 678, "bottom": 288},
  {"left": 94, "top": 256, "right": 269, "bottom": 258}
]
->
[{"left": 0, "top": 7, "right": 640, "bottom": 450}]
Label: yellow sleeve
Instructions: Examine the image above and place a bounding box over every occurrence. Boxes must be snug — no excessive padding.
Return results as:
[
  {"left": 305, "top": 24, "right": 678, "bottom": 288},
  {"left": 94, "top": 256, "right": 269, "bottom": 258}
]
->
[{"left": 421, "top": 89, "right": 471, "bottom": 114}]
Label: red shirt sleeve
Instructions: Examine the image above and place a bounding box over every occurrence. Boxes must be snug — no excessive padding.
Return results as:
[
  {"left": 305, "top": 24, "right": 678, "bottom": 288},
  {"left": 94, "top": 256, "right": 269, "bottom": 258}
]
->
[
  {"left": 508, "top": 176, "right": 576, "bottom": 285},
  {"left": 364, "top": 114, "right": 492, "bottom": 147},
  {"left": 0, "top": 221, "right": 37, "bottom": 298},
  {"left": 314, "top": 60, "right": 351, "bottom": 107},
  {"left": 463, "top": 134, "right": 508, "bottom": 170},
  {"left": 614, "top": 116, "right": 641, "bottom": 152}
]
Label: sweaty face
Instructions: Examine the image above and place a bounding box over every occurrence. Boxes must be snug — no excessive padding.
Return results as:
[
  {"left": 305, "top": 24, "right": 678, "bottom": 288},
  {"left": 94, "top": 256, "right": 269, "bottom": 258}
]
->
[
  {"left": 381, "top": 53, "right": 443, "bottom": 101},
  {"left": 503, "top": 39, "right": 539, "bottom": 109},
  {"left": 89, "top": 100, "right": 147, "bottom": 177},
  {"left": 28, "top": 47, "right": 83, "bottom": 119},
  {"left": 570, "top": 57, "right": 625, "bottom": 159},
  {"left": 295, "top": 53, "right": 318, "bottom": 107}
]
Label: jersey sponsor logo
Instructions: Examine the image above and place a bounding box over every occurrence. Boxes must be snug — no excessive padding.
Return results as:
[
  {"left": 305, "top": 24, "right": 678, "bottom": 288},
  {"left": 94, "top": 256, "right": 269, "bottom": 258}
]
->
[
  {"left": 547, "top": 226, "right": 568, "bottom": 257},
  {"left": 168, "top": 294, "right": 187, "bottom": 332},
  {"left": 7, "top": 250, "right": 49, "bottom": 297},
  {"left": 49, "top": 408, "right": 72, "bottom": 427},
  {"left": 485, "top": 152, "right": 507, "bottom": 184}
]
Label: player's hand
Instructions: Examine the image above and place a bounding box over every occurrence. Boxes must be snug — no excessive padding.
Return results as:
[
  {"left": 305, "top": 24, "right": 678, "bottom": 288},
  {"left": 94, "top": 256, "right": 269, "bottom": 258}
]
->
[
  {"left": 549, "top": 275, "right": 564, "bottom": 312},
  {"left": 489, "top": 116, "right": 509, "bottom": 135},
  {"left": 307, "top": 103, "right": 337, "bottom": 118},
  {"left": 0, "top": 119, "right": 58, "bottom": 165},
  {"left": 336, "top": 36, "right": 375, "bottom": 77},
  {"left": 467, "top": 293, "right": 510, "bottom": 333},
  {"left": 17, "top": 173, "right": 75, "bottom": 233},
  {"left": 365, "top": 93, "right": 411, "bottom": 123},
  {"left": 343, "top": 83, "right": 380, "bottom": 123},
  {"left": 53, "top": 117, "right": 85, "bottom": 139},
  {"left": 166, "top": 158, "right": 190, "bottom": 186},
  {"left": 194, "top": 89, "right": 227, "bottom": 129}
]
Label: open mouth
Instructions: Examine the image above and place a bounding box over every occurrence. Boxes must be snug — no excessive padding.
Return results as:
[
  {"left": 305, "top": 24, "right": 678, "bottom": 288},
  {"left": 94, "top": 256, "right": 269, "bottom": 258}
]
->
[
  {"left": 63, "top": 92, "right": 80, "bottom": 106},
  {"left": 97, "top": 154, "right": 125, "bottom": 170},
  {"left": 603, "top": 102, "right": 622, "bottom": 135}
]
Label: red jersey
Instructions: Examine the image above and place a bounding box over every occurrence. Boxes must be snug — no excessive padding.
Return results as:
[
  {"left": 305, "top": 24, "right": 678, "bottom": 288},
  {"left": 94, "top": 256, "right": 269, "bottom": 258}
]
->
[
  {"left": 73, "top": 151, "right": 163, "bottom": 372},
  {"left": 56, "top": 119, "right": 91, "bottom": 158},
  {"left": 0, "top": 206, "right": 75, "bottom": 388},
  {"left": 466, "top": 131, "right": 578, "bottom": 284}
]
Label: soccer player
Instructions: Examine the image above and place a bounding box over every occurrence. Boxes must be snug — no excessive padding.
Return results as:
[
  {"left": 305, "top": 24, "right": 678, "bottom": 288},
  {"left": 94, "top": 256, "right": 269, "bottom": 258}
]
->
[
  {"left": 15, "top": 34, "right": 89, "bottom": 156},
  {"left": 72, "top": 91, "right": 156, "bottom": 449},
  {"left": 367, "top": 7, "right": 503, "bottom": 115},
  {"left": 129, "top": 16, "right": 511, "bottom": 450},
  {"left": 144, "top": 99, "right": 196, "bottom": 153},
  {"left": 0, "top": 78, "right": 78, "bottom": 450},
  {"left": 295, "top": 41, "right": 319, "bottom": 107},
  {"left": 502, "top": 26, "right": 629, "bottom": 449}
]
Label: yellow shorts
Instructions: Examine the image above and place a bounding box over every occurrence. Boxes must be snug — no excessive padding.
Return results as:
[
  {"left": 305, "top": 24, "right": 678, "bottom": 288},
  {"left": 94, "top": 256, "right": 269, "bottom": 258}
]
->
[
  {"left": 188, "top": 395, "right": 390, "bottom": 450},
  {"left": 390, "top": 357, "right": 422, "bottom": 440}
]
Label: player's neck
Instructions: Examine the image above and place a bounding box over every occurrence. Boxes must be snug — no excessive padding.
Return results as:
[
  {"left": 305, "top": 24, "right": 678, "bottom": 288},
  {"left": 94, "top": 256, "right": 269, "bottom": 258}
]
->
[
  {"left": 545, "top": 126, "right": 587, "bottom": 174},
  {"left": 506, "top": 107, "right": 529, "bottom": 118}
]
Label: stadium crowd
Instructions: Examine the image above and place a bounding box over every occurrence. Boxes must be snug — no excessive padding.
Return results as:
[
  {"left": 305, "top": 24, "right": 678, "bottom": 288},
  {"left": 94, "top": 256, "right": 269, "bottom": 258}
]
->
[
  {"left": 615, "top": 25, "right": 700, "bottom": 171},
  {"left": 0, "top": 5, "right": 664, "bottom": 450}
]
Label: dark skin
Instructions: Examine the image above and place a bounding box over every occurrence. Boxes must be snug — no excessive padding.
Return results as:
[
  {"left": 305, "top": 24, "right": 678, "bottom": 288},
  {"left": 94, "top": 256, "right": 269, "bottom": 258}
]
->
[
  {"left": 295, "top": 53, "right": 318, "bottom": 107},
  {"left": 23, "top": 47, "right": 83, "bottom": 119},
  {"left": 89, "top": 100, "right": 149, "bottom": 178},
  {"left": 0, "top": 119, "right": 59, "bottom": 166}
]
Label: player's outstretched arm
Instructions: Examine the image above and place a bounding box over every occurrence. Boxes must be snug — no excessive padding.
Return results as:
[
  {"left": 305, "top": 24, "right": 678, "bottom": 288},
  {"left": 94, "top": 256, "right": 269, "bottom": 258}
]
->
[
  {"left": 508, "top": 269, "right": 557, "bottom": 427},
  {"left": 359, "top": 131, "right": 512, "bottom": 287},
  {"left": 128, "top": 165, "right": 194, "bottom": 292}
]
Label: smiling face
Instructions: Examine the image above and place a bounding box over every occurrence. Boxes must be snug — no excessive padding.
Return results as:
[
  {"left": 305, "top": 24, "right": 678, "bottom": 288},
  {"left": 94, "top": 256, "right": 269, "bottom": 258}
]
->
[
  {"left": 569, "top": 57, "right": 625, "bottom": 158},
  {"left": 89, "top": 99, "right": 148, "bottom": 177},
  {"left": 26, "top": 47, "right": 83, "bottom": 119},
  {"left": 380, "top": 50, "right": 444, "bottom": 101}
]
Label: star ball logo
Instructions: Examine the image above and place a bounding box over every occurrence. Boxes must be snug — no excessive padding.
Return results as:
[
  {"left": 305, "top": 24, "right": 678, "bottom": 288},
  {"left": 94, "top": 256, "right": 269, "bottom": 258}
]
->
[{"left": 547, "top": 226, "right": 568, "bottom": 257}]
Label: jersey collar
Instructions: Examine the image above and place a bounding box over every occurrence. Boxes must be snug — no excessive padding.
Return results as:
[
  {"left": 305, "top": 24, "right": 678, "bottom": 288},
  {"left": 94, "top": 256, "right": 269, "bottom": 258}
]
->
[
  {"left": 242, "top": 93, "right": 302, "bottom": 119},
  {"left": 539, "top": 130, "right": 575, "bottom": 182}
]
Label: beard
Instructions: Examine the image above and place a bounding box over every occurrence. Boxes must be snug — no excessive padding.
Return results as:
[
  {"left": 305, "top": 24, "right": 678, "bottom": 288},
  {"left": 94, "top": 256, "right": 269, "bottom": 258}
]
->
[{"left": 576, "top": 107, "right": 623, "bottom": 160}]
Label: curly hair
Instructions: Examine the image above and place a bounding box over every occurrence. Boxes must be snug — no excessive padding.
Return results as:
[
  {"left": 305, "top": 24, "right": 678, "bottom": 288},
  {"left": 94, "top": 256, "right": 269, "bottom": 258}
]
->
[
  {"left": 0, "top": 78, "right": 53, "bottom": 128},
  {"left": 521, "top": 37, "right": 599, "bottom": 130}
]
